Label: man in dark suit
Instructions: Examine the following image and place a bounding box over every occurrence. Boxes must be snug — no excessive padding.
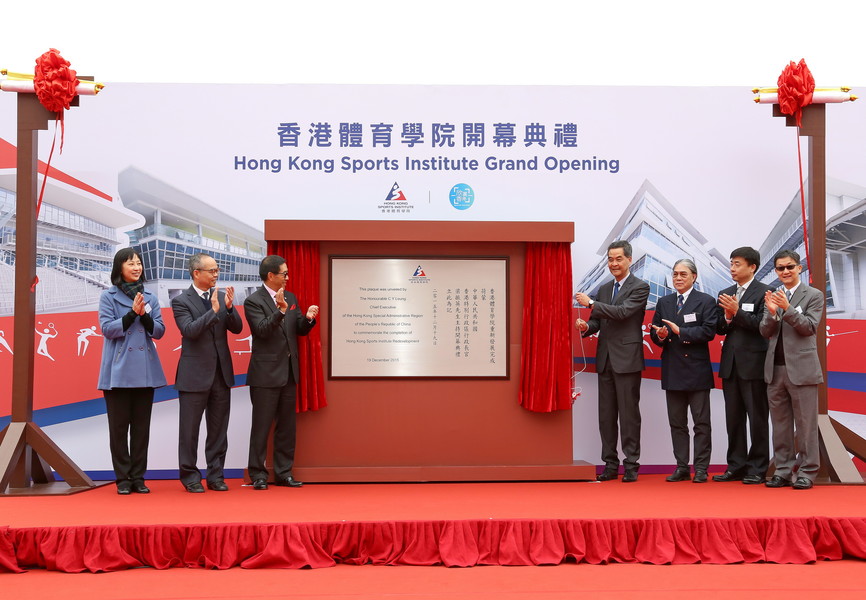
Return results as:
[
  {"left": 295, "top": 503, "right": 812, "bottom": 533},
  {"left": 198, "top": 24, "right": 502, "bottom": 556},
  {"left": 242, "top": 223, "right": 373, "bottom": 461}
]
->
[
  {"left": 760, "top": 249, "right": 824, "bottom": 490},
  {"left": 650, "top": 259, "right": 718, "bottom": 483},
  {"left": 244, "top": 255, "right": 319, "bottom": 490},
  {"left": 714, "top": 247, "right": 772, "bottom": 485},
  {"left": 172, "top": 253, "right": 244, "bottom": 493},
  {"left": 575, "top": 240, "right": 650, "bottom": 482}
]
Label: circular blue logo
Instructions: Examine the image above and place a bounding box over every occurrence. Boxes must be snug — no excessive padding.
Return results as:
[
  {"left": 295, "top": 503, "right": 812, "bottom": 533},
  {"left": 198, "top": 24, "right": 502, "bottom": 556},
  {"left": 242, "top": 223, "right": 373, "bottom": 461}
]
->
[{"left": 449, "top": 183, "right": 474, "bottom": 210}]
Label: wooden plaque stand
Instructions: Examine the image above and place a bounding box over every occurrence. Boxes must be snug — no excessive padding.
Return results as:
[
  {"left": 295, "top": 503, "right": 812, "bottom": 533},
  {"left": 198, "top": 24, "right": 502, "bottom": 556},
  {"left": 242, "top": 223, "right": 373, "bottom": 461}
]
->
[{"left": 266, "top": 220, "right": 594, "bottom": 482}]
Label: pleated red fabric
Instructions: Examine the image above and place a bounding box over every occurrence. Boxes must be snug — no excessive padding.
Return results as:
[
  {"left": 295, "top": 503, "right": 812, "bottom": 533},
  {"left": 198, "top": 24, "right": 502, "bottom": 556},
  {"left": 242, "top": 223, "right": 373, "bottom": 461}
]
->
[
  {"left": 267, "top": 240, "right": 326, "bottom": 412},
  {"left": 0, "top": 527, "right": 23, "bottom": 573},
  {"left": 6, "top": 517, "right": 866, "bottom": 573},
  {"left": 519, "top": 242, "right": 574, "bottom": 412}
]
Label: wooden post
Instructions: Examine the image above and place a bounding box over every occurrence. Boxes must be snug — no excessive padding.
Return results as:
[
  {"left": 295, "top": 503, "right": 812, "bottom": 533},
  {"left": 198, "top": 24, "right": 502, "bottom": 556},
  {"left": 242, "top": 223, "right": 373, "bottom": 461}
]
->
[{"left": 0, "top": 92, "right": 100, "bottom": 495}]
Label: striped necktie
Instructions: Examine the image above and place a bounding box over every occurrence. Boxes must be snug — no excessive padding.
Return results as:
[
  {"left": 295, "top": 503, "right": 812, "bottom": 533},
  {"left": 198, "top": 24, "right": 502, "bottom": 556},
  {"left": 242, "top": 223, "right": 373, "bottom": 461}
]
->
[{"left": 676, "top": 294, "right": 684, "bottom": 313}]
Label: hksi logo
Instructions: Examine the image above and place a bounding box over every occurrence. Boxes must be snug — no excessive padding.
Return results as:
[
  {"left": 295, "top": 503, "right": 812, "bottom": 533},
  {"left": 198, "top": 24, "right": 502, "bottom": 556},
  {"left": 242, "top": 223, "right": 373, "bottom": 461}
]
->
[{"left": 386, "top": 182, "right": 407, "bottom": 202}]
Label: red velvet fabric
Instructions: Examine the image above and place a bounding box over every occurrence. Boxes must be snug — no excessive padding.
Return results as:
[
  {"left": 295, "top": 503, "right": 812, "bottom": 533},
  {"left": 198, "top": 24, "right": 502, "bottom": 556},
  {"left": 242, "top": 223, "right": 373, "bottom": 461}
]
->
[
  {"left": 519, "top": 242, "right": 573, "bottom": 412},
  {"left": 5, "top": 517, "right": 866, "bottom": 572},
  {"left": 267, "top": 240, "right": 327, "bottom": 412}
]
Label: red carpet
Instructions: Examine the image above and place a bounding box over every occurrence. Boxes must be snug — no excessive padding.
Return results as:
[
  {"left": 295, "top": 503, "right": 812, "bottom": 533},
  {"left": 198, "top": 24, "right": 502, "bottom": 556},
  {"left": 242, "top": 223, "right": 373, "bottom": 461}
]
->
[{"left": 3, "top": 476, "right": 866, "bottom": 573}]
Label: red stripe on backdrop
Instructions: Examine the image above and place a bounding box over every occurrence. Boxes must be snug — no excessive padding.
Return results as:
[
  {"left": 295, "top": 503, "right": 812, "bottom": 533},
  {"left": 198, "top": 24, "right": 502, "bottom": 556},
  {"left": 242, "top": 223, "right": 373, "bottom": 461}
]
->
[
  {"left": 829, "top": 389, "right": 866, "bottom": 414},
  {"left": 0, "top": 310, "right": 254, "bottom": 416}
]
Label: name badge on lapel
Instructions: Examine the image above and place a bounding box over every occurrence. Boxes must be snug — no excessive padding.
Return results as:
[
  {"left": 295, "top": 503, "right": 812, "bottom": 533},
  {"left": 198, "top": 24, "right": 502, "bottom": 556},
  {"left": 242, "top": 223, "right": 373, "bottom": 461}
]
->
[
  {"left": 742, "top": 303, "right": 755, "bottom": 312},
  {"left": 683, "top": 313, "right": 697, "bottom": 323},
  {"left": 795, "top": 306, "right": 803, "bottom": 314}
]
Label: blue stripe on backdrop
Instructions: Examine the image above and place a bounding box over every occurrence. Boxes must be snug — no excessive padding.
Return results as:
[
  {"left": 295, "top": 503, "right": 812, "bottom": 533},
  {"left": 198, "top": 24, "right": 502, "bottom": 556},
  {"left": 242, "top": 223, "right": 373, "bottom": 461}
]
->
[
  {"left": 3, "top": 370, "right": 865, "bottom": 429},
  {"left": 572, "top": 358, "right": 866, "bottom": 393},
  {"left": 81, "top": 469, "right": 248, "bottom": 481}
]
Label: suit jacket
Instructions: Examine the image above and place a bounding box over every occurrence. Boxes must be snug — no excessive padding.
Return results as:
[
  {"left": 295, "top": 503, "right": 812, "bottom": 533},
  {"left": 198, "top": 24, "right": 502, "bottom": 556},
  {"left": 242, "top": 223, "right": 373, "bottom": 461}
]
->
[
  {"left": 243, "top": 285, "right": 316, "bottom": 388},
  {"left": 583, "top": 274, "right": 650, "bottom": 374},
  {"left": 759, "top": 284, "right": 824, "bottom": 386},
  {"left": 97, "top": 286, "right": 167, "bottom": 390},
  {"left": 716, "top": 280, "right": 771, "bottom": 381},
  {"left": 650, "top": 289, "right": 718, "bottom": 391},
  {"left": 172, "top": 285, "right": 244, "bottom": 392}
]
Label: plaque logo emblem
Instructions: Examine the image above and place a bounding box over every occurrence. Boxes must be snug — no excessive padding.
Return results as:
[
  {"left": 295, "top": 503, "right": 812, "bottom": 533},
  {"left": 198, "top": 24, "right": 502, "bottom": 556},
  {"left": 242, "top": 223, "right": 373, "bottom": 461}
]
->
[{"left": 386, "top": 182, "right": 407, "bottom": 202}]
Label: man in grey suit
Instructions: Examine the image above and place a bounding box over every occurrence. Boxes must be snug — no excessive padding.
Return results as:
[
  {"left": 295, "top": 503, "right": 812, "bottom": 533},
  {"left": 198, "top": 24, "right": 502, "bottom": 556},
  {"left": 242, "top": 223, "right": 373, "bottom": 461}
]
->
[
  {"left": 575, "top": 240, "right": 650, "bottom": 482},
  {"left": 172, "top": 253, "right": 243, "bottom": 492},
  {"left": 244, "top": 255, "right": 319, "bottom": 490},
  {"left": 759, "top": 249, "right": 824, "bottom": 490}
]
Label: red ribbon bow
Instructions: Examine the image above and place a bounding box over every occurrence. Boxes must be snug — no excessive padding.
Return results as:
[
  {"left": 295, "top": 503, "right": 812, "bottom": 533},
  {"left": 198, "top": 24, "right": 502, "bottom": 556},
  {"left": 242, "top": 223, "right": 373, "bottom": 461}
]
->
[
  {"left": 777, "top": 59, "right": 815, "bottom": 127},
  {"left": 33, "top": 48, "right": 79, "bottom": 113}
]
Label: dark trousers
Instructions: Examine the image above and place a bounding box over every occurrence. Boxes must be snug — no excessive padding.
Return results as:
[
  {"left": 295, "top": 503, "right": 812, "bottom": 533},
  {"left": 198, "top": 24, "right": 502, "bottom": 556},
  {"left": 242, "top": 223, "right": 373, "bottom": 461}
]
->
[
  {"left": 104, "top": 387, "right": 154, "bottom": 484},
  {"left": 665, "top": 389, "right": 711, "bottom": 472},
  {"left": 248, "top": 371, "right": 298, "bottom": 482},
  {"left": 597, "top": 367, "right": 642, "bottom": 471},
  {"left": 721, "top": 376, "right": 770, "bottom": 477},
  {"left": 177, "top": 363, "right": 231, "bottom": 485}
]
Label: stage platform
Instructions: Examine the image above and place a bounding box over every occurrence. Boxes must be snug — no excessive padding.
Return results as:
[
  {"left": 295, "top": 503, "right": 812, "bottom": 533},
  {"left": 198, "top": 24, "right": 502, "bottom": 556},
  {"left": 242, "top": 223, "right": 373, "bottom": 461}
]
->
[{"left": 3, "top": 475, "right": 866, "bottom": 573}]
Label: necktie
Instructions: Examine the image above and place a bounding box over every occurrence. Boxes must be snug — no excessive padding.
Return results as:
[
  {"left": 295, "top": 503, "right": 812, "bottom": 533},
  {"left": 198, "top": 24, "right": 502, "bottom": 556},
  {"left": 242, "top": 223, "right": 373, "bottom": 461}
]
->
[
  {"left": 676, "top": 294, "right": 684, "bottom": 313},
  {"left": 611, "top": 281, "right": 620, "bottom": 302},
  {"left": 201, "top": 291, "right": 210, "bottom": 309},
  {"left": 736, "top": 286, "right": 744, "bottom": 302},
  {"left": 786, "top": 289, "right": 792, "bottom": 302}
]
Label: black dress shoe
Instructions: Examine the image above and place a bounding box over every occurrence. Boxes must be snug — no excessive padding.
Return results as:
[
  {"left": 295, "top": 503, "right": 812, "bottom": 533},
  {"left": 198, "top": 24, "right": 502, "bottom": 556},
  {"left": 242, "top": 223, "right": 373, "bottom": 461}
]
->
[
  {"left": 185, "top": 482, "right": 205, "bottom": 493},
  {"left": 132, "top": 482, "right": 150, "bottom": 494},
  {"left": 666, "top": 468, "right": 691, "bottom": 482},
  {"left": 207, "top": 480, "right": 229, "bottom": 492},
  {"left": 622, "top": 469, "right": 638, "bottom": 483},
  {"left": 765, "top": 475, "right": 791, "bottom": 488},
  {"left": 712, "top": 470, "right": 743, "bottom": 482},
  {"left": 793, "top": 477, "right": 813, "bottom": 490},
  {"left": 692, "top": 471, "right": 707, "bottom": 483},
  {"left": 596, "top": 468, "right": 618, "bottom": 482},
  {"left": 274, "top": 476, "right": 304, "bottom": 488},
  {"left": 252, "top": 479, "right": 269, "bottom": 490},
  {"left": 742, "top": 474, "right": 765, "bottom": 485},
  {"left": 116, "top": 481, "right": 132, "bottom": 495}
]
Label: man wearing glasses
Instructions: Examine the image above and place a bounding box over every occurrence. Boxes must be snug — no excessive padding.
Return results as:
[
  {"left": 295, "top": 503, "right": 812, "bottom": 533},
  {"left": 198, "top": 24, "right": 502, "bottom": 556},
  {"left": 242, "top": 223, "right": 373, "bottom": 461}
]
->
[
  {"left": 243, "top": 255, "right": 319, "bottom": 490},
  {"left": 649, "top": 259, "right": 718, "bottom": 483},
  {"left": 759, "top": 249, "right": 824, "bottom": 490},
  {"left": 172, "top": 252, "right": 243, "bottom": 492}
]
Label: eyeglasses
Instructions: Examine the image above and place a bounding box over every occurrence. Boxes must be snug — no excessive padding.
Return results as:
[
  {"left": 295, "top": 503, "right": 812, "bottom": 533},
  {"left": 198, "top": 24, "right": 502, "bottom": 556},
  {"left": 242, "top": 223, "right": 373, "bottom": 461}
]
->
[
  {"left": 196, "top": 268, "right": 220, "bottom": 275},
  {"left": 774, "top": 264, "right": 799, "bottom": 272},
  {"left": 276, "top": 271, "right": 289, "bottom": 278}
]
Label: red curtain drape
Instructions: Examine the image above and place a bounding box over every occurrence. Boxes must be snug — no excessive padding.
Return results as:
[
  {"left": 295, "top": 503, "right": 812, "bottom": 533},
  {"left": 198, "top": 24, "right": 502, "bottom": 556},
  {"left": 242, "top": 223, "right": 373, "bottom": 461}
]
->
[
  {"left": 519, "top": 242, "right": 573, "bottom": 412},
  {"left": 268, "top": 240, "right": 326, "bottom": 412}
]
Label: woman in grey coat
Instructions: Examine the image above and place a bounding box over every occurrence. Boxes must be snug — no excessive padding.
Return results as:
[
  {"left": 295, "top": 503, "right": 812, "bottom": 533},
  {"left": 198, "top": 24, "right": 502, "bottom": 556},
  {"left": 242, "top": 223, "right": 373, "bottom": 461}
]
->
[{"left": 97, "top": 248, "right": 167, "bottom": 494}]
